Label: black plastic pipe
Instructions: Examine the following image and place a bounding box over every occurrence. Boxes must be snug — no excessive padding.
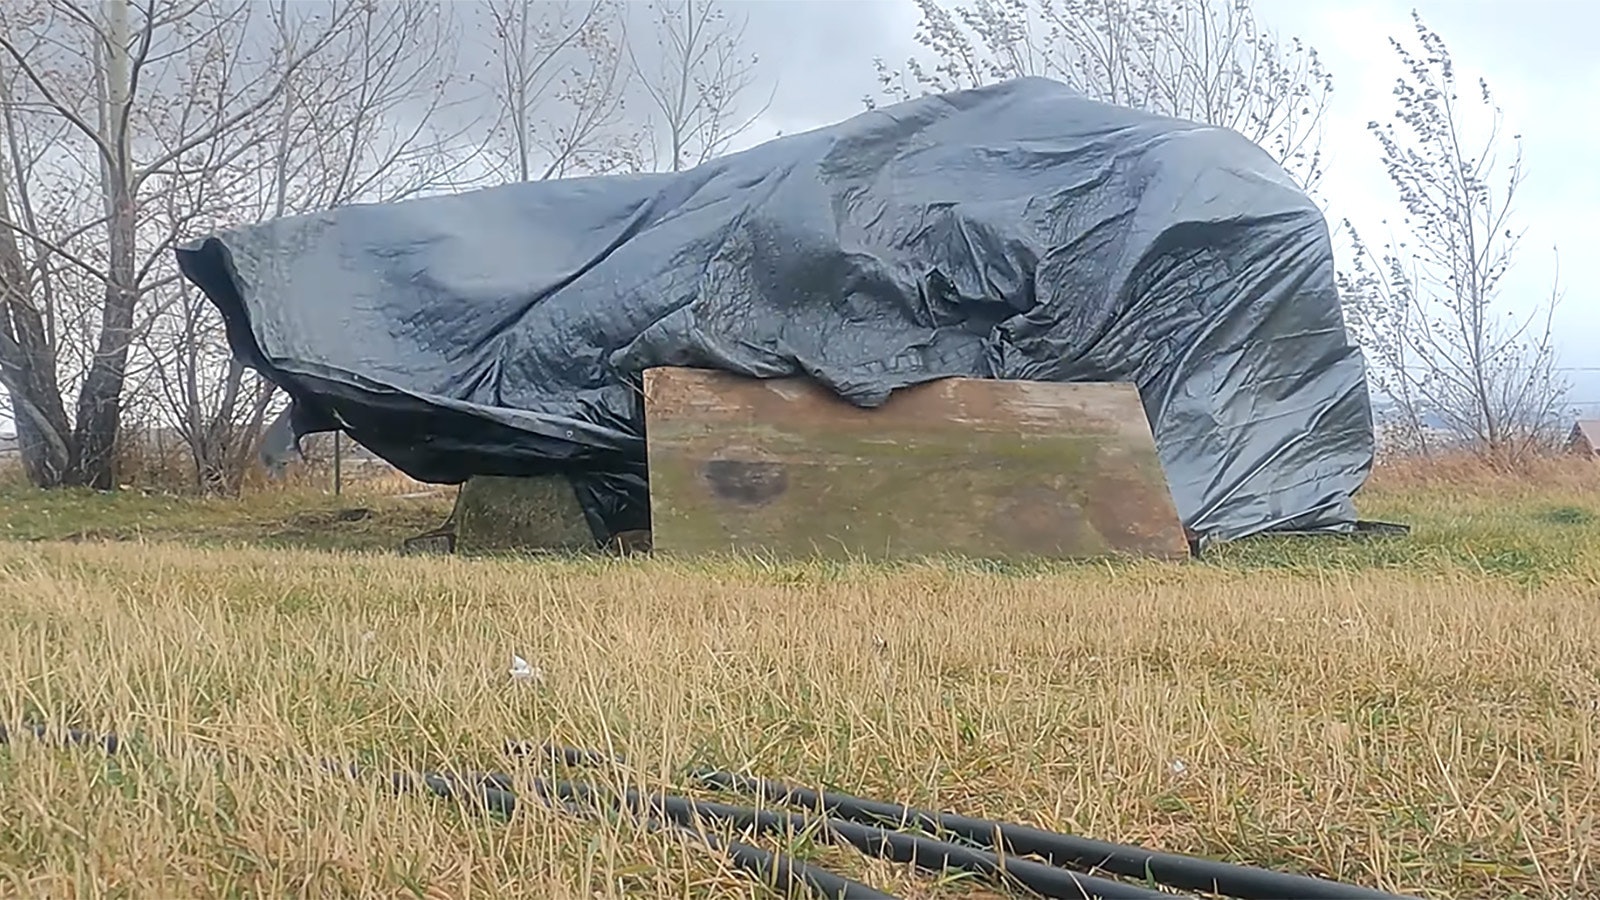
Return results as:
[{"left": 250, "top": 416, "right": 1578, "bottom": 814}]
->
[
  {"left": 0, "top": 723, "right": 120, "bottom": 753},
  {"left": 691, "top": 769, "right": 1418, "bottom": 900},
  {"left": 690, "top": 823, "right": 901, "bottom": 900},
  {"left": 2, "top": 725, "right": 892, "bottom": 900},
  {"left": 544, "top": 780, "right": 1183, "bottom": 900},
  {"left": 389, "top": 769, "right": 895, "bottom": 900},
  {"left": 6, "top": 724, "right": 1416, "bottom": 900}
]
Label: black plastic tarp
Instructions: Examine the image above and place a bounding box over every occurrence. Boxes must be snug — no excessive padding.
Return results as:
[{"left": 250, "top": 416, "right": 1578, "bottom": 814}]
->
[{"left": 176, "top": 76, "right": 1374, "bottom": 547}]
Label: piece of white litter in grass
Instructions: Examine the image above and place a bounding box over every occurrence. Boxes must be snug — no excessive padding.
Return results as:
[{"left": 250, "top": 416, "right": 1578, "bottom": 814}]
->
[
  {"left": 510, "top": 654, "right": 542, "bottom": 683},
  {"left": 1169, "top": 759, "right": 1188, "bottom": 777}
]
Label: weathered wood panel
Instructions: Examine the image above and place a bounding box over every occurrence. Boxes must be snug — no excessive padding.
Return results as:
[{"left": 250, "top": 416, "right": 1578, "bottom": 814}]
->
[{"left": 643, "top": 368, "right": 1188, "bottom": 561}]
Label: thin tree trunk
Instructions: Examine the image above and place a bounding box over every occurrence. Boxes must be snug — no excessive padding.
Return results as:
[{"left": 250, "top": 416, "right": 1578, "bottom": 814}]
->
[
  {"left": 0, "top": 80, "right": 72, "bottom": 484},
  {"left": 69, "top": 0, "right": 136, "bottom": 490},
  {"left": 0, "top": 246, "right": 72, "bottom": 483}
]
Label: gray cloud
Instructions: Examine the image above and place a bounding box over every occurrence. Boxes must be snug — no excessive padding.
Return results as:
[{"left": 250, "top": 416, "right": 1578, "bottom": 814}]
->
[{"left": 726, "top": 0, "right": 921, "bottom": 125}]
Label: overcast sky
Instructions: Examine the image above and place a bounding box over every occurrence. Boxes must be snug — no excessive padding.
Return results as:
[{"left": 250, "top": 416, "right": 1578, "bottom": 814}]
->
[{"left": 2, "top": 0, "right": 1595, "bottom": 436}]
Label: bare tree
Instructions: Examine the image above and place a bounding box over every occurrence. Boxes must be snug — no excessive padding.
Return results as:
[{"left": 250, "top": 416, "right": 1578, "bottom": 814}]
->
[
  {"left": 475, "top": 0, "right": 638, "bottom": 181},
  {"left": 628, "top": 0, "right": 771, "bottom": 173},
  {"left": 1338, "top": 13, "right": 1566, "bottom": 460},
  {"left": 0, "top": 2, "right": 110, "bottom": 488},
  {"left": 0, "top": 46, "right": 80, "bottom": 486},
  {"left": 135, "top": 0, "right": 483, "bottom": 494},
  {"left": 872, "top": 0, "right": 1332, "bottom": 191},
  {"left": 0, "top": 0, "right": 367, "bottom": 490}
]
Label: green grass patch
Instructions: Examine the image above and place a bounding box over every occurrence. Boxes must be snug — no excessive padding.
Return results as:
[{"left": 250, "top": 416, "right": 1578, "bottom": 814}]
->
[{"left": 0, "top": 481, "right": 454, "bottom": 554}]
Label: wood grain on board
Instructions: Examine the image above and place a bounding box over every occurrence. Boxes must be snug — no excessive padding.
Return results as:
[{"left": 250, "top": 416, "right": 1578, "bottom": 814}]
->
[{"left": 643, "top": 368, "right": 1189, "bottom": 561}]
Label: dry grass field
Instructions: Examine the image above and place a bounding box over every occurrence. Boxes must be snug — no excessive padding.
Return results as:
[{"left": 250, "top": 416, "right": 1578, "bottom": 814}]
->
[{"left": 0, "top": 459, "right": 1596, "bottom": 898}]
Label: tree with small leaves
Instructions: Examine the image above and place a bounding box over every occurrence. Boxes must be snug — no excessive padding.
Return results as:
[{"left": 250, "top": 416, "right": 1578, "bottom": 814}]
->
[
  {"left": 628, "top": 0, "right": 771, "bottom": 173},
  {"left": 476, "top": 0, "right": 638, "bottom": 182},
  {"left": 871, "top": 0, "right": 1332, "bottom": 192},
  {"left": 1337, "top": 12, "right": 1566, "bottom": 460}
]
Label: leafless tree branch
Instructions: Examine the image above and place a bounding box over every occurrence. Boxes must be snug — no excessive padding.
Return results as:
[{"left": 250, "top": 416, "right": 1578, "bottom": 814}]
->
[
  {"left": 873, "top": 0, "right": 1332, "bottom": 193},
  {"left": 1337, "top": 13, "right": 1567, "bottom": 461}
]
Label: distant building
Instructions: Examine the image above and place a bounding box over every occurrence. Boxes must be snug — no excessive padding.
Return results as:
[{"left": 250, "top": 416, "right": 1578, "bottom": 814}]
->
[{"left": 1569, "top": 420, "right": 1600, "bottom": 457}]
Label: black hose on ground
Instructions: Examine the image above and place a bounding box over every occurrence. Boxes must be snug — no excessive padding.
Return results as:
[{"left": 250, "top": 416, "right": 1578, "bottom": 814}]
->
[
  {"left": 2, "top": 725, "right": 1422, "bottom": 899},
  {"left": 2, "top": 725, "right": 894, "bottom": 900},
  {"left": 0, "top": 723, "right": 120, "bottom": 753},
  {"left": 690, "top": 823, "right": 901, "bottom": 900},
  {"left": 380, "top": 768, "right": 897, "bottom": 900},
  {"left": 688, "top": 768, "right": 1418, "bottom": 900},
  {"left": 544, "top": 779, "right": 1182, "bottom": 900},
  {"left": 482, "top": 757, "right": 1171, "bottom": 899},
  {"left": 527, "top": 744, "right": 1420, "bottom": 899}
]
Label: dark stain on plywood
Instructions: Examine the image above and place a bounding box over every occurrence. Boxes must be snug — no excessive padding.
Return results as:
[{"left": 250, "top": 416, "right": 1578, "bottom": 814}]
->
[{"left": 700, "top": 458, "right": 790, "bottom": 506}]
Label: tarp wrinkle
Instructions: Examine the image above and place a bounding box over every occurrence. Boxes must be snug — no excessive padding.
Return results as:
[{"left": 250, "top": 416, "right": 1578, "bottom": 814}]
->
[{"left": 175, "top": 76, "right": 1374, "bottom": 547}]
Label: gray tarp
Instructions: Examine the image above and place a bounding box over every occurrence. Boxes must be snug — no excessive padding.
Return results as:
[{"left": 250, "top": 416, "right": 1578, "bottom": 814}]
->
[{"left": 176, "top": 76, "right": 1374, "bottom": 547}]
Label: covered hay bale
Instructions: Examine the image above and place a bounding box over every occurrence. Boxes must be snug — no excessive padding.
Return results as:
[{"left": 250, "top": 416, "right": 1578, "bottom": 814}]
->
[{"left": 452, "top": 474, "right": 595, "bottom": 554}]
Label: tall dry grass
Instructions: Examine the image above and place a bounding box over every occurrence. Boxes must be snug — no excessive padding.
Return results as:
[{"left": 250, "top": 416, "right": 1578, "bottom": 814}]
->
[
  {"left": 1, "top": 527, "right": 1596, "bottom": 897},
  {"left": 1365, "top": 450, "right": 1598, "bottom": 496}
]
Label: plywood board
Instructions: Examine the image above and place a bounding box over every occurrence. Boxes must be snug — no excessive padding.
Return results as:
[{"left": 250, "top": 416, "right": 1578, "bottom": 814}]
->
[{"left": 643, "top": 368, "right": 1189, "bottom": 561}]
